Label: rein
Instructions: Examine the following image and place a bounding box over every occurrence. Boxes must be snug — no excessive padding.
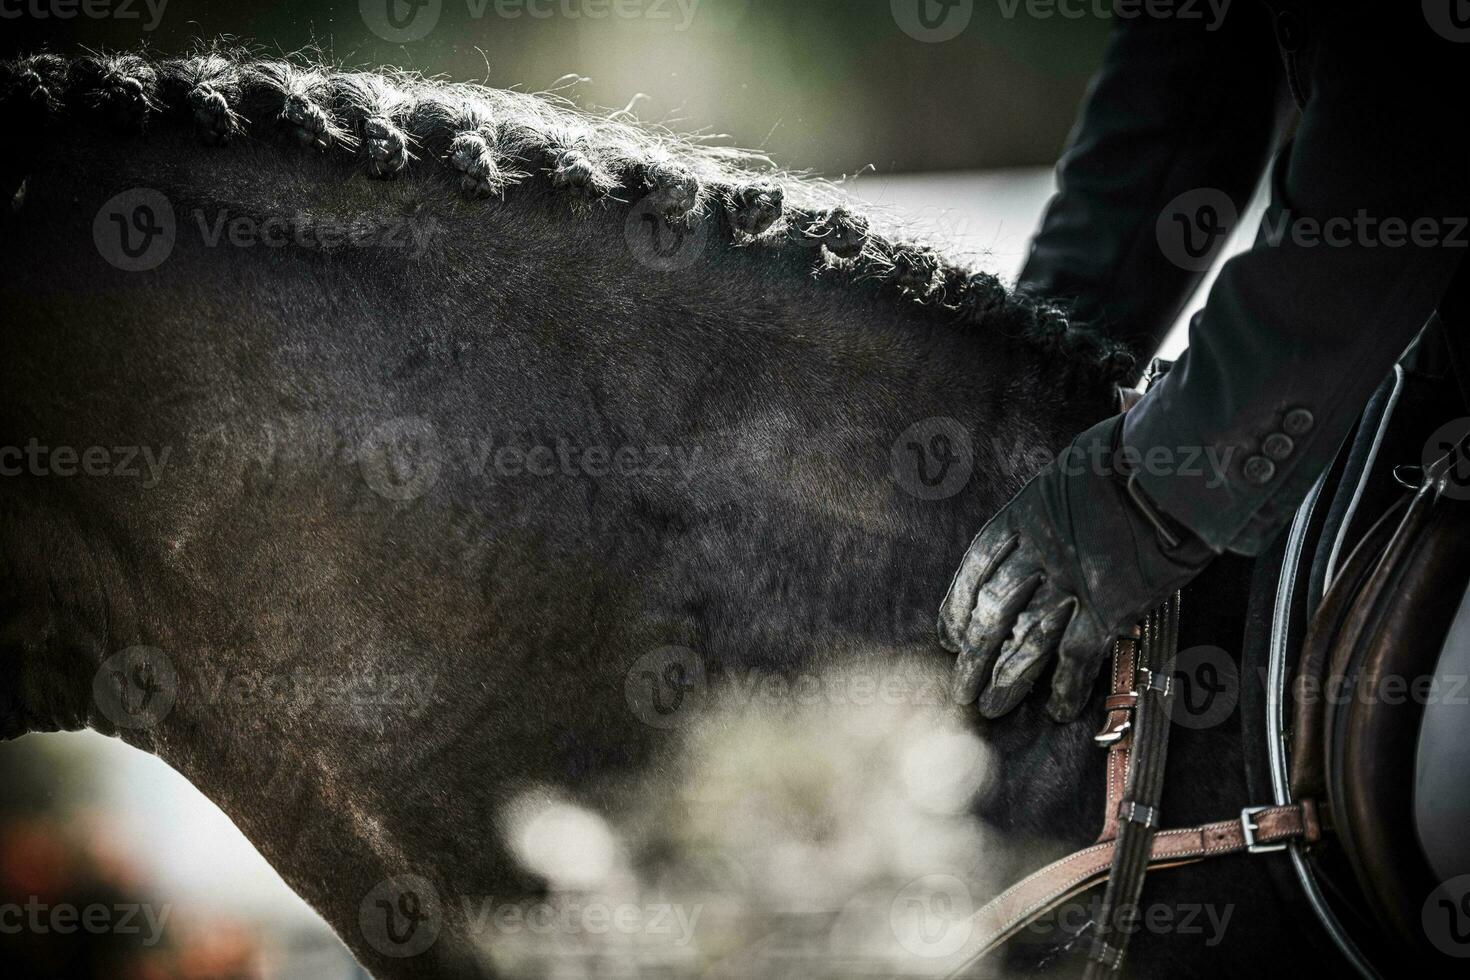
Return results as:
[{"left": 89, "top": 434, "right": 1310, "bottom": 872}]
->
[{"left": 946, "top": 593, "right": 1324, "bottom": 977}]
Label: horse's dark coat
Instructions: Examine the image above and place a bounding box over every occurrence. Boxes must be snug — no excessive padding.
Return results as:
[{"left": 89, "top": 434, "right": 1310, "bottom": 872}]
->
[{"left": 0, "top": 49, "right": 1313, "bottom": 978}]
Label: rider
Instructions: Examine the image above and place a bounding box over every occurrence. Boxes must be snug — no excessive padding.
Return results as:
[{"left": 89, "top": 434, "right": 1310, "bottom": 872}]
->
[{"left": 939, "top": 3, "right": 1470, "bottom": 721}]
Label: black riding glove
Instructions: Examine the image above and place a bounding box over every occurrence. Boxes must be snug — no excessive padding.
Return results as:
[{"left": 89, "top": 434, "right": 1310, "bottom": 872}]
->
[{"left": 937, "top": 414, "right": 1217, "bottom": 722}]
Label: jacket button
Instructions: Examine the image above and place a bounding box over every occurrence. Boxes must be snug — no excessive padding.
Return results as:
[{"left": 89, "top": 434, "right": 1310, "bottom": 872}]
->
[
  {"left": 1244, "top": 455, "right": 1277, "bottom": 485},
  {"left": 1263, "top": 433, "right": 1295, "bottom": 460},
  {"left": 1283, "top": 408, "right": 1315, "bottom": 436}
]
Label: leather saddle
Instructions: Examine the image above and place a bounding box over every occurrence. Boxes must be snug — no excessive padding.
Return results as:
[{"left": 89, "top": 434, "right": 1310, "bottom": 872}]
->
[{"left": 1287, "top": 348, "right": 1470, "bottom": 974}]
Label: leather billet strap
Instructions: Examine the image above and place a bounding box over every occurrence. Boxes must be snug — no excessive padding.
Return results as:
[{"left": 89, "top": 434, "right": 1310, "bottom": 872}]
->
[
  {"left": 942, "top": 801, "right": 1323, "bottom": 975},
  {"left": 1094, "top": 629, "right": 1140, "bottom": 842}
]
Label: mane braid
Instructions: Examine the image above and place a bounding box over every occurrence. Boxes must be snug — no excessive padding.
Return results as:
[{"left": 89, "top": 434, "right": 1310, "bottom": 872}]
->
[{"left": 0, "top": 44, "right": 1136, "bottom": 387}]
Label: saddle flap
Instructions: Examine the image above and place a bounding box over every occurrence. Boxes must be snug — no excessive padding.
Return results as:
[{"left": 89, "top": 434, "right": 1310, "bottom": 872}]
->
[{"left": 1299, "top": 437, "right": 1470, "bottom": 972}]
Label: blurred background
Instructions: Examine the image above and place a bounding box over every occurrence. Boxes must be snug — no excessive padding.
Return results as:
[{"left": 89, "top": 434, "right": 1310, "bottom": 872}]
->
[{"left": 0, "top": 2, "right": 1251, "bottom": 975}]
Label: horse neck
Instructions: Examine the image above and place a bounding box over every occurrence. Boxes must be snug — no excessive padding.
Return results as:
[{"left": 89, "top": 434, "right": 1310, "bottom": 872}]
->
[
  {"left": 2, "top": 122, "right": 1112, "bottom": 765},
  {"left": 1, "top": 130, "right": 1121, "bottom": 976}
]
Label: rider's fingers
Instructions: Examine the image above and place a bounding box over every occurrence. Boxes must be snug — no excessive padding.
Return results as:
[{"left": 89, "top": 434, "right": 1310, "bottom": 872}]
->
[
  {"left": 1045, "top": 613, "right": 1113, "bottom": 722},
  {"left": 952, "top": 567, "right": 1043, "bottom": 705},
  {"left": 977, "top": 587, "right": 1074, "bottom": 719},
  {"left": 937, "top": 528, "right": 1018, "bottom": 653}
]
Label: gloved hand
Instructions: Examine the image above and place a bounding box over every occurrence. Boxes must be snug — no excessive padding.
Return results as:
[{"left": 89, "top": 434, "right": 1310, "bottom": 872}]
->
[{"left": 938, "top": 414, "right": 1217, "bottom": 721}]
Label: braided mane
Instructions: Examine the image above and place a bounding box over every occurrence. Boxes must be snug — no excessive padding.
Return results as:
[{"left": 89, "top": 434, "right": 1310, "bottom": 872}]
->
[{"left": 0, "top": 44, "right": 1136, "bottom": 386}]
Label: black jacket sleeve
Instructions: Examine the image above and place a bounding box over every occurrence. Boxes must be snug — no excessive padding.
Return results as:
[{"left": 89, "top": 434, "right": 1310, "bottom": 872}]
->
[
  {"left": 1017, "top": 6, "right": 1289, "bottom": 364},
  {"left": 1122, "top": 10, "right": 1470, "bottom": 555}
]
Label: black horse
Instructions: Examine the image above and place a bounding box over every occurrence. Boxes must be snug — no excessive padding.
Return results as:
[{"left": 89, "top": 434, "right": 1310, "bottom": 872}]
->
[{"left": 0, "top": 48, "right": 1336, "bottom": 978}]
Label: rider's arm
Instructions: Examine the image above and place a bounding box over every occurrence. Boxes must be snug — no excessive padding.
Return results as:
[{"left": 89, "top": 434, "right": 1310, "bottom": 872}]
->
[
  {"left": 941, "top": 9, "right": 1470, "bottom": 723},
  {"left": 1017, "top": 7, "right": 1288, "bottom": 364},
  {"left": 1123, "top": 16, "right": 1470, "bottom": 556}
]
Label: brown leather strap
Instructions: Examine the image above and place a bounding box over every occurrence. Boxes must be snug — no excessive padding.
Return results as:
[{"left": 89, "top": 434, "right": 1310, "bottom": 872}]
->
[
  {"left": 945, "top": 801, "right": 1322, "bottom": 974},
  {"left": 1094, "top": 631, "right": 1140, "bottom": 842}
]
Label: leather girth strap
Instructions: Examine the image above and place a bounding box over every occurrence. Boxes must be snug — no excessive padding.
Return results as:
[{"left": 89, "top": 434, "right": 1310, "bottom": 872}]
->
[
  {"left": 944, "top": 597, "right": 1324, "bottom": 978},
  {"left": 942, "top": 803, "right": 1322, "bottom": 973}
]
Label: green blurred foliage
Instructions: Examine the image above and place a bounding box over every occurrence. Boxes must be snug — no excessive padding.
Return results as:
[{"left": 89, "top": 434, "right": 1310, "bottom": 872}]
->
[{"left": 2, "top": 0, "right": 1112, "bottom": 173}]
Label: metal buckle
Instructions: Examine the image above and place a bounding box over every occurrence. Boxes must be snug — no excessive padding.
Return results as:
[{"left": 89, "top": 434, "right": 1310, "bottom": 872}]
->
[
  {"left": 1241, "top": 807, "right": 1288, "bottom": 854},
  {"left": 1094, "top": 669, "right": 1169, "bottom": 748}
]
